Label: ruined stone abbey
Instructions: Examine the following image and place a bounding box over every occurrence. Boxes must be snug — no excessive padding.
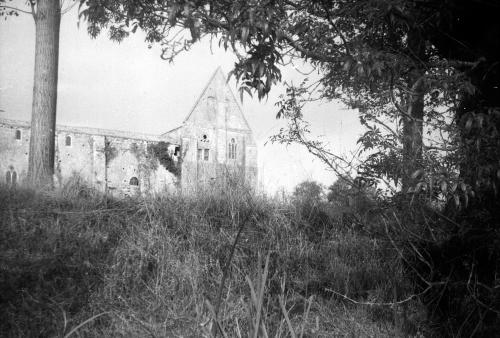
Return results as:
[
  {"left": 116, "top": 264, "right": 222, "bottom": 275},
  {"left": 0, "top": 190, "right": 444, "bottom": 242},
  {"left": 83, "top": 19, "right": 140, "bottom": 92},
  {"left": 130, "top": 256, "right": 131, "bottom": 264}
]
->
[{"left": 0, "top": 68, "right": 258, "bottom": 195}]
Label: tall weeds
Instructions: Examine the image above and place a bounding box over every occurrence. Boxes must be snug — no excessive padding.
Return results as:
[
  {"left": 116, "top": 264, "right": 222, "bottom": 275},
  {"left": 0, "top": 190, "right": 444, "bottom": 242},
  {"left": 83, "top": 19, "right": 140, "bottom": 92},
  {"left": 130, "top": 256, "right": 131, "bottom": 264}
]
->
[{"left": 0, "top": 182, "right": 425, "bottom": 337}]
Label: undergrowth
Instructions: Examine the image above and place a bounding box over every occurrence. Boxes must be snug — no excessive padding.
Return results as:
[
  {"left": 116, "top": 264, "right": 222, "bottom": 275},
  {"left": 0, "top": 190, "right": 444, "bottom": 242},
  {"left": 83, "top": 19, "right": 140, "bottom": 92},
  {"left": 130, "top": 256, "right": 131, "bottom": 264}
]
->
[{"left": 0, "top": 182, "right": 427, "bottom": 337}]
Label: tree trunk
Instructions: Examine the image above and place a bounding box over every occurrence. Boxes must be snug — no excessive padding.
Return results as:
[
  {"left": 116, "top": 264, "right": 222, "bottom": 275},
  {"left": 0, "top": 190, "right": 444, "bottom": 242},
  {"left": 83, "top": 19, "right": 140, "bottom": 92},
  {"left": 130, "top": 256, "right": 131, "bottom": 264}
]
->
[
  {"left": 27, "top": 0, "right": 61, "bottom": 187},
  {"left": 401, "top": 77, "right": 424, "bottom": 192},
  {"left": 401, "top": 29, "right": 425, "bottom": 193}
]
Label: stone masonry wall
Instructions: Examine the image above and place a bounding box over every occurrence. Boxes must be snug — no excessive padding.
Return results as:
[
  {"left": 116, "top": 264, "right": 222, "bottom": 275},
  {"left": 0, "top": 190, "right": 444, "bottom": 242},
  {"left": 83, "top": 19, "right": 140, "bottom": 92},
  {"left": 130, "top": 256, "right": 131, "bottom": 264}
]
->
[
  {"left": 0, "top": 121, "right": 30, "bottom": 184},
  {"left": 0, "top": 119, "right": 178, "bottom": 195}
]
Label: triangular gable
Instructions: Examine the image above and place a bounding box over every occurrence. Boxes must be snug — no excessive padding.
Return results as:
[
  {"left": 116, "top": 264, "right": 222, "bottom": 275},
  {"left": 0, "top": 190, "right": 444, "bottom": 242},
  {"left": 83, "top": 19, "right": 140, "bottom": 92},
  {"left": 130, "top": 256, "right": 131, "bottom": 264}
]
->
[{"left": 182, "top": 67, "right": 253, "bottom": 132}]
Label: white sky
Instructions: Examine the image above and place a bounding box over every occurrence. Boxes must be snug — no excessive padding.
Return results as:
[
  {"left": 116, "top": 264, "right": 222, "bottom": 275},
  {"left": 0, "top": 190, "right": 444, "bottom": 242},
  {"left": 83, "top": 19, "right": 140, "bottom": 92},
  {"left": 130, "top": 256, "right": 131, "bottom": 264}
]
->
[{"left": 0, "top": 2, "right": 363, "bottom": 194}]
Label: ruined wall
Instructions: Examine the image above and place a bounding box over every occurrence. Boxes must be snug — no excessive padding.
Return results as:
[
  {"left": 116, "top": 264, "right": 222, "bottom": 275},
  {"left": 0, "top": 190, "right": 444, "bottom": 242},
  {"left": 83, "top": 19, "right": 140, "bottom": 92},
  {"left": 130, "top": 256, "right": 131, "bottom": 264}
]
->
[
  {"left": 55, "top": 132, "right": 96, "bottom": 186},
  {"left": 1, "top": 68, "right": 255, "bottom": 194},
  {"left": 0, "top": 121, "right": 30, "bottom": 185},
  {"left": 178, "top": 123, "right": 258, "bottom": 191},
  {"left": 104, "top": 138, "right": 177, "bottom": 196},
  {"left": 0, "top": 119, "right": 178, "bottom": 195},
  {"left": 172, "top": 68, "right": 259, "bottom": 192},
  {"left": 179, "top": 128, "right": 218, "bottom": 191}
]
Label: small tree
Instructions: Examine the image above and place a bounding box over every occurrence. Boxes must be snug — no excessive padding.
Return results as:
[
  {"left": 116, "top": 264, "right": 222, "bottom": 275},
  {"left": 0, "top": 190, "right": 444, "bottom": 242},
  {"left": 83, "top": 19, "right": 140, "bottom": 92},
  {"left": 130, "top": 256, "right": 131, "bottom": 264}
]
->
[
  {"left": 292, "top": 180, "right": 332, "bottom": 240},
  {"left": 292, "top": 180, "right": 324, "bottom": 206}
]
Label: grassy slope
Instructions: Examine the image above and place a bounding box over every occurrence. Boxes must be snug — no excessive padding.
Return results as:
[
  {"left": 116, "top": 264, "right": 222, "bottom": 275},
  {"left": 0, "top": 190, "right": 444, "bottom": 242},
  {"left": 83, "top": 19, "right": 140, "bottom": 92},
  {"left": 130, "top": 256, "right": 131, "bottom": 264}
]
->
[{"left": 0, "top": 183, "right": 425, "bottom": 337}]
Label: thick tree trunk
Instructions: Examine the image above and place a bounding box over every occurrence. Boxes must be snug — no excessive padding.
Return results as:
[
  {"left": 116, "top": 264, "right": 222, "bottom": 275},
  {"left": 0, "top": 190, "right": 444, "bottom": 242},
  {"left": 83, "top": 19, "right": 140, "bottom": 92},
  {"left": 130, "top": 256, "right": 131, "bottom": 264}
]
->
[
  {"left": 401, "top": 29, "right": 425, "bottom": 193},
  {"left": 27, "top": 0, "right": 61, "bottom": 187},
  {"left": 401, "top": 77, "right": 424, "bottom": 192}
]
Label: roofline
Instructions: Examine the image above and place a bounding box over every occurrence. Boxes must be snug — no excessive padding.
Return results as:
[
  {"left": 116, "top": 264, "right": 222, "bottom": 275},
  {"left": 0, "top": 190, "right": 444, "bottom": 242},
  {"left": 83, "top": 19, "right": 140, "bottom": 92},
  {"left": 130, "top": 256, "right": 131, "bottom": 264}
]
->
[
  {"left": 161, "top": 125, "right": 183, "bottom": 137},
  {"left": 0, "top": 117, "right": 178, "bottom": 144},
  {"left": 182, "top": 66, "right": 223, "bottom": 124},
  {"left": 181, "top": 66, "right": 255, "bottom": 139},
  {"left": 224, "top": 72, "right": 255, "bottom": 138}
]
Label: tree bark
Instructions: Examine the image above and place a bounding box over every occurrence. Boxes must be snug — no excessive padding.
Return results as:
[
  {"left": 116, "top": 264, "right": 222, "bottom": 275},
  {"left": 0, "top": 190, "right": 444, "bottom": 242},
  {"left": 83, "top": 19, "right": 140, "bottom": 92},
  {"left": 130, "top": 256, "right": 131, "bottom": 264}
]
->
[
  {"left": 27, "top": 0, "right": 61, "bottom": 187},
  {"left": 401, "top": 29, "right": 425, "bottom": 193},
  {"left": 401, "top": 77, "right": 424, "bottom": 192}
]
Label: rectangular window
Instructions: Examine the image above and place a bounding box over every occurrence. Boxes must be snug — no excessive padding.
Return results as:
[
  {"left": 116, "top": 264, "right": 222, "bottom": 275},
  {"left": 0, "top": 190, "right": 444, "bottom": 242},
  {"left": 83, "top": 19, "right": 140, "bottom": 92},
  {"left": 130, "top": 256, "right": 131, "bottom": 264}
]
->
[
  {"left": 204, "top": 149, "right": 209, "bottom": 161},
  {"left": 228, "top": 139, "right": 237, "bottom": 160},
  {"left": 197, "top": 149, "right": 202, "bottom": 160}
]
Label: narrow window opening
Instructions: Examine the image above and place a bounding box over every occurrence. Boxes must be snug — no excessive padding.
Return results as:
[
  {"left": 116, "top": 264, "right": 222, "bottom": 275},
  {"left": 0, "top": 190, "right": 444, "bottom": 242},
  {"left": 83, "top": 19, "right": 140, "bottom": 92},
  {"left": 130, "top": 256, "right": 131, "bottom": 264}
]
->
[
  {"left": 15, "top": 130, "right": 21, "bottom": 140},
  {"left": 129, "top": 177, "right": 139, "bottom": 186},
  {"left": 204, "top": 149, "right": 209, "bottom": 161},
  {"left": 197, "top": 149, "right": 202, "bottom": 161},
  {"left": 229, "top": 138, "right": 237, "bottom": 159},
  {"left": 65, "top": 135, "right": 72, "bottom": 146},
  {"left": 5, "top": 169, "right": 17, "bottom": 187},
  {"left": 207, "top": 96, "right": 216, "bottom": 112},
  {"left": 174, "top": 146, "right": 180, "bottom": 156}
]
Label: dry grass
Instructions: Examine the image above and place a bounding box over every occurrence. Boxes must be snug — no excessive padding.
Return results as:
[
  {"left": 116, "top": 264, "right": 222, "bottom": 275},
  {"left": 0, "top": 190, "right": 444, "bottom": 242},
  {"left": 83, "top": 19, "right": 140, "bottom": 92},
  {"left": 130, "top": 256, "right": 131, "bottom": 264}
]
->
[{"left": 0, "top": 181, "right": 427, "bottom": 337}]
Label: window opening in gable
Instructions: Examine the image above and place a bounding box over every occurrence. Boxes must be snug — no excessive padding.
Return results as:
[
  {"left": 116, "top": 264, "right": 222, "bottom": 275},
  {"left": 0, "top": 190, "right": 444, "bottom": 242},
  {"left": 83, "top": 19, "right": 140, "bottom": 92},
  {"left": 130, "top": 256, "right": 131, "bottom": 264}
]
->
[
  {"left": 65, "top": 135, "right": 72, "bottom": 146},
  {"left": 15, "top": 130, "right": 21, "bottom": 140},
  {"left": 207, "top": 95, "right": 216, "bottom": 112},
  {"left": 129, "top": 177, "right": 139, "bottom": 186}
]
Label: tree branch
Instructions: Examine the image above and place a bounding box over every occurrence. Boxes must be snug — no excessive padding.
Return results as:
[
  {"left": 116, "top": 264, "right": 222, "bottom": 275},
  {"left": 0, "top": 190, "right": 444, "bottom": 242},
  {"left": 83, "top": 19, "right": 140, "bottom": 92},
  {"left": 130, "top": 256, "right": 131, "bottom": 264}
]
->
[
  {"left": 320, "top": 1, "right": 350, "bottom": 56},
  {"left": 279, "top": 31, "right": 341, "bottom": 64},
  {"left": 62, "top": 0, "right": 78, "bottom": 15},
  {"left": 29, "top": 0, "right": 36, "bottom": 18},
  {"left": 0, "top": 5, "right": 33, "bottom": 15}
]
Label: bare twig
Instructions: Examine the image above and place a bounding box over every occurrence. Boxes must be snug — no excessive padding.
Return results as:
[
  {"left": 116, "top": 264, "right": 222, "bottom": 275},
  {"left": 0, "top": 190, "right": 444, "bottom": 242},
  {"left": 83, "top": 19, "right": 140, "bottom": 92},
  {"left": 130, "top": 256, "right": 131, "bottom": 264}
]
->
[
  {"left": 64, "top": 312, "right": 109, "bottom": 338},
  {"left": 325, "top": 286, "right": 432, "bottom": 306}
]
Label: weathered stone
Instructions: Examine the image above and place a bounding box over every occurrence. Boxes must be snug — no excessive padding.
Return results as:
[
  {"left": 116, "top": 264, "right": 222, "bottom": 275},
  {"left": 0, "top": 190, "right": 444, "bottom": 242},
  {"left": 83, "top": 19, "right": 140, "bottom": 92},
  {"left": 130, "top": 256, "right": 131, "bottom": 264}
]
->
[{"left": 0, "top": 68, "right": 257, "bottom": 195}]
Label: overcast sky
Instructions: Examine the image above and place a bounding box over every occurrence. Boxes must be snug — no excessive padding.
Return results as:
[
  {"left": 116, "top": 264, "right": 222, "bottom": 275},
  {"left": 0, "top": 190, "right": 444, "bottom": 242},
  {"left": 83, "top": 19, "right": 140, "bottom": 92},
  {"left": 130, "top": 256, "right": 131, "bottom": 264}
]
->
[{"left": 0, "top": 2, "right": 363, "bottom": 194}]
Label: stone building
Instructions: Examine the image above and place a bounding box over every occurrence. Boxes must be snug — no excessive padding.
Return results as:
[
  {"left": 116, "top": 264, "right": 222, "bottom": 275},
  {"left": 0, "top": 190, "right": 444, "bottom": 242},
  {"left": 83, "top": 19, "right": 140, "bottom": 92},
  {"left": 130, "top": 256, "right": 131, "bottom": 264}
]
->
[{"left": 0, "top": 68, "right": 258, "bottom": 195}]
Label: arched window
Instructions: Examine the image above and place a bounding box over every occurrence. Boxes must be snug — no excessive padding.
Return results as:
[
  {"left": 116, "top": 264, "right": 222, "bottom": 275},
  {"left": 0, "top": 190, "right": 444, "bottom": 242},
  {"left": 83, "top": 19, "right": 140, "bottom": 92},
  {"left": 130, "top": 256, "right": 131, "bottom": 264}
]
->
[
  {"left": 5, "top": 170, "right": 17, "bottom": 187},
  {"left": 129, "top": 177, "right": 139, "bottom": 186},
  {"left": 15, "top": 129, "right": 21, "bottom": 140},
  {"left": 65, "top": 135, "right": 72, "bottom": 146},
  {"left": 228, "top": 138, "right": 237, "bottom": 159}
]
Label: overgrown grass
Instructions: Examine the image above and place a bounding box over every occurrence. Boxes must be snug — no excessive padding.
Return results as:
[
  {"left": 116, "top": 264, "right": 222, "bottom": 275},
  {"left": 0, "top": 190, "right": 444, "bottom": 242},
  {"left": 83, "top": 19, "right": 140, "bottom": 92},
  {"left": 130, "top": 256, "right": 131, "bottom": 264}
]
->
[{"left": 0, "top": 182, "right": 427, "bottom": 337}]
